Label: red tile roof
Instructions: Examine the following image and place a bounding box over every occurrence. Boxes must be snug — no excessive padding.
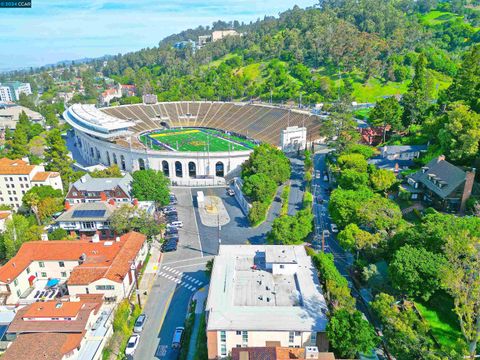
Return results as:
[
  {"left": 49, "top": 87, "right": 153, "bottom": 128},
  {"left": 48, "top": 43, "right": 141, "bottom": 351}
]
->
[
  {"left": 2, "top": 332, "right": 84, "bottom": 360},
  {"left": 0, "top": 211, "right": 11, "bottom": 220},
  {"left": 0, "top": 158, "right": 35, "bottom": 175},
  {"left": 0, "top": 231, "right": 146, "bottom": 284},
  {"left": 23, "top": 301, "right": 84, "bottom": 319},
  {"left": 31, "top": 171, "right": 59, "bottom": 181}
]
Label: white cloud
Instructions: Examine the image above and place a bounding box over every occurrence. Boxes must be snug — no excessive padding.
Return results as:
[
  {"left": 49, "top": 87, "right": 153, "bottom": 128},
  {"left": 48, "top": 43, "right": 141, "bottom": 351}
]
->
[{"left": 0, "top": 0, "right": 316, "bottom": 70}]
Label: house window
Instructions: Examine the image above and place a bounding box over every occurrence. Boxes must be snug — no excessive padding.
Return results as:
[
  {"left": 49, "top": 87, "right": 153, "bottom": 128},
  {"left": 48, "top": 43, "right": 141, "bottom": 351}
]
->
[
  {"left": 59, "top": 261, "right": 65, "bottom": 267},
  {"left": 39, "top": 261, "right": 45, "bottom": 268},
  {"left": 220, "top": 344, "right": 227, "bottom": 356},
  {"left": 95, "top": 285, "right": 115, "bottom": 290},
  {"left": 61, "top": 272, "right": 67, "bottom": 278},
  {"left": 280, "top": 264, "right": 285, "bottom": 269},
  {"left": 220, "top": 331, "right": 226, "bottom": 342},
  {"left": 294, "top": 331, "right": 301, "bottom": 336},
  {"left": 236, "top": 331, "right": 241, "bottom": 335},
  {"left": 242, "top": 331, "right": 248, "bottom": 344},
  {"left": 13, "top": 279, "right": 18, "bottom": 287},
  {"left": 41, "top": 272, "right": 47, "bottom": 278},
  {"left": 16, "top": 289, "right": 21, "bottom": 298},
  {"left": 26, "top": 267, "right": 30, "bottom": 274},
  {"left": 289, "top": 331, "right": 294, "bottom": 343}
]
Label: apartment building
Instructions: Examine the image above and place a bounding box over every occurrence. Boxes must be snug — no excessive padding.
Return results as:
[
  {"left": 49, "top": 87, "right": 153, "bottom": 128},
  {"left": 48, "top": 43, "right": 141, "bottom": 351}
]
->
[
  {"left": 65, "top": 173, "right": 132, "bottom": 204},
  {"left": 206, "top": 245, "right": 329, "bottom": 359},
  {"left": 0, "top": 231, "right": 147, "bottom": 305},
  {"left": 0, "top": 82, "right": 32, "bottom": 102},
  {"left": 3, "top": 294, "right": 106, "bottom": 360},
  {"left": 0, "top": 158, "right": 63, "bottom": 210}
]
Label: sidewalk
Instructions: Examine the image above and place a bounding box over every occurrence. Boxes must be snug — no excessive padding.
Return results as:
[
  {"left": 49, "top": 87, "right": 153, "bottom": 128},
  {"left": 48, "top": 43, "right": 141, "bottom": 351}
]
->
[
  {"left": 187, "top": 285, "right": 209, "bottom": 360},
  {"left": 139, "top": 242, "right": 162, "bottom": 305}
]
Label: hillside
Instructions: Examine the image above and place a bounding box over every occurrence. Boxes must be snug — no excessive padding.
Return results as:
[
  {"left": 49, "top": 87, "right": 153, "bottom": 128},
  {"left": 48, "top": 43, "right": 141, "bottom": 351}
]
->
[{"left": 95, "top": 0, "right": 479, "bottom": 105}]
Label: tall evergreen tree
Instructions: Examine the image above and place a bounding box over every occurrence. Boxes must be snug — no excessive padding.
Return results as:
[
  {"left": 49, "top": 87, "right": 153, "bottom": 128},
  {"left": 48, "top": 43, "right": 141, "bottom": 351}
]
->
[{"left": 401, "top": 54, "right": 432, "bottom": 127}]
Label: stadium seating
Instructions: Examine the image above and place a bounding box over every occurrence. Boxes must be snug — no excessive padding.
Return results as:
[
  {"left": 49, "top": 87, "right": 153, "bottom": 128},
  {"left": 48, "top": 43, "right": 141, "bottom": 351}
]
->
[{"left": 101, "top": 102, "right": 322, "bottom": 146}]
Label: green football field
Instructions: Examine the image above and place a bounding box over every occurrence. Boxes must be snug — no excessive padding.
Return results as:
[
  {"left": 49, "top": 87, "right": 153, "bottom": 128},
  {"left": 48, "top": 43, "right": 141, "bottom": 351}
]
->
[{"left": 142, "top": 128, "right": 253, "bottom": 152}]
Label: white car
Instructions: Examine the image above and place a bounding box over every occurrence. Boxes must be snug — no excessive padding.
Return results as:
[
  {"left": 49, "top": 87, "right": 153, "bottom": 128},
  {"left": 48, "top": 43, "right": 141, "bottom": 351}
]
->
[
  {"left": 330, "top": 223, "right": 338, "bottom": 233},
  {"left": 167, "top": 221, "right": 183, "bottom": 229},
  {"left": 125, "top": 334, "right": 140, "bottom": 356},
  {"left": 322, "top": 229, "right": 330, "bottom": 238}
]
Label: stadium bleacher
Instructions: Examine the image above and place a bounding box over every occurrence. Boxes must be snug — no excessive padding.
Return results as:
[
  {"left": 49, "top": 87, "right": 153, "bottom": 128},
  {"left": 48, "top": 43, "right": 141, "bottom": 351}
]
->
[{"left": 101, "top": 102, "right": 321, "bottom": 146}]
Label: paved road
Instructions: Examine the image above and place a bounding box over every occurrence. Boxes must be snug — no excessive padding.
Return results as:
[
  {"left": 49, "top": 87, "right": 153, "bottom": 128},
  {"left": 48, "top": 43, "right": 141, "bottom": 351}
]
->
[
  {"left": 287, "top": 155, "right": 305, "bottom": 216},
  {"left": 191, "top": 186, "right": 282, "bottom": 252},
  {"left": 133, "top": 188, "right": 209, "bottom": 360}
]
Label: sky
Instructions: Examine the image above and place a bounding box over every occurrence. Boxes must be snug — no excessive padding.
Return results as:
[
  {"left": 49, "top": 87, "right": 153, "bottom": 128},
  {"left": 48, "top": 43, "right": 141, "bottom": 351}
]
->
[{"left": 0, "top": 0, "right": 317, "bottom": 71}]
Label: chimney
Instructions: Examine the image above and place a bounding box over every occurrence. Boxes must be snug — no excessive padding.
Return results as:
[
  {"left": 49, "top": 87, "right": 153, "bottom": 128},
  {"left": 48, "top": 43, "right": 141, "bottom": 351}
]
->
[
  {"left": 92, "top": 234, "right": 100, "bottom": 243},
  {"left": 460, "top": 168, "right": 476, "bottom": 214},
  {"left": 41, "top": 233, "right": 48, "bottom": 241},
  {"left": 80, "top": 175, "right": 87, "bottom": 183},
  {"left": 100, "top": 192, "right": 107, "bottom": 202},
  {"left": 133, "top": 199, "right": 139, "bottom": 207},
  {"left": 304, "top": 346, "right": 319, "bottom": 359},
  {"left": 64, "top": 201, "right": 71, "bottom": 210},
  {"left": 115, "top": 236, "right": 121, "bottom": 242},
  {"left": 437, "top": 155, "right": 446, "bottom": 163},
  {"left": 108, "top": 199, "right": 115, "bottom": 206}
]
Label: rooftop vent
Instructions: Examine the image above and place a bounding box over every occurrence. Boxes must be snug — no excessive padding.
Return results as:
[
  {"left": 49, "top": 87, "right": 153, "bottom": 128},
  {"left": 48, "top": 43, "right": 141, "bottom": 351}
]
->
[
  {"left": 55, "top": 303, "right": 63, "bottom": 309},
  {"left": 305, "top": 346, "right": 319, "bottom": 359}
]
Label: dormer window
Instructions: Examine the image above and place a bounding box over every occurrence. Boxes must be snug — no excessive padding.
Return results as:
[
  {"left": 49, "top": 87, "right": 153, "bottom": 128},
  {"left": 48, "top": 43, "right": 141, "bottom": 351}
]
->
[{"left": 422, "top": 167, "right": 429, "bottom": 173}]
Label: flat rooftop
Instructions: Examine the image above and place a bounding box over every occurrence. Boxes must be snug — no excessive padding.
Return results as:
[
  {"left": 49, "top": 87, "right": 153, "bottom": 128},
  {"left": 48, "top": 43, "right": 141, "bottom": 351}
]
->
[{"left": 206, "top": 245, "right": 328, "bottom": 332}]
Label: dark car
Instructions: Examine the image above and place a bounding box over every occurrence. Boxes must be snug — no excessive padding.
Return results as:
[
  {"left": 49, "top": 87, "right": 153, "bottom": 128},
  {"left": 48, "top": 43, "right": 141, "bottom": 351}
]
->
[
  {"left": 165, "top": 235, "right": 179, "bottom": 242},
  {"left": 162, "top": 239, "right": 178, "bottom": 252},
  {"left": 226, "top": 188, "right": 235, "bottom": 196},
  {"left": 166, "top": 214, "right": 179, "bottom": 223},
  {"left": 165, "top": 227, "right": 178, "bottom": 236}
]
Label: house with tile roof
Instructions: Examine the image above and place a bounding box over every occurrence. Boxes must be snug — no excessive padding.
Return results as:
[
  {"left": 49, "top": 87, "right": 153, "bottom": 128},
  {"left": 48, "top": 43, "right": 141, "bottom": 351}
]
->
[
  {"left": 0, "top": 158, "right": 62, "bottom": 210},
  {"left": 0, "top": 231, "right": 147, "bottom": 305},
  {"left": 231, "top": 346, "right": 336, "bottom": 360},
  {"left": 402, "top": 155, "right": 477, "bottom": 213},
  {"left": 3, "top": 294, "right": 106, "bottom": 360},
  {"left": 65, "top": 173, "right": 132, "bottom": 205}
]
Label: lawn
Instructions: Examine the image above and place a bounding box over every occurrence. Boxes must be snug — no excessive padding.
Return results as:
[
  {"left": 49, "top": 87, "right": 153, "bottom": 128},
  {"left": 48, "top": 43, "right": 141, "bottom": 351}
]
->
[
  {"left": 147, "top": 128, "right": 252, "bottom": 152},
  {"left": 237, "top": 63, "right": 263, "bottom": 81},
  {"left": 415, "top": 291, "right": 464, "bottom": 352},
  {"left": 354, "top": 108, "right": 372, "bottom": 120},
  {"left": 419, "top": 10, "right": 461, "bottom": 26}
]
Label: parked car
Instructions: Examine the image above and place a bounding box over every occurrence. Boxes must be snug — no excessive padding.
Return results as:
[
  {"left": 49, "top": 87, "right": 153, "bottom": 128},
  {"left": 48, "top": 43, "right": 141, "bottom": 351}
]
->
[
  {"left": 226, "top": 188, "right": 235, "bottom": 196},
  {"left": 317, "top": 196, "right": 324, "bottom": 204},
  {"left": 172, "top": 327, "right": 185, "bottom": 349},
  {"left": 330, "top": 223, "right": 338, "bottom": 233},
  {"left": 322, "top": 229, "right": 330, "bottom": 238},
  {"left": 166, "top": 214, "right": 179, "bottom": 223},
  {"left": 167, "top": 221, "right": 183, "bottom": 229},
  {"left": 169, "top": 198, "right": 178, "bottom": 205},
  {"left": 323, "top": 175, "right": 329, "bottom": 182},
  {"left": 134, "top": 314, "right": 147, "bottom": 333},
  {"left": 162, "top": 206, "right": 177, "bottom": 214},
  {"left": 125, "top": 334, "right": 140, "bottom": 356},
  {"left": 165, "top": 234, "right": 179, "bottom": 242},
  {"left": 165, "top": 227, "right": 178, "bottom": 236},
  {"left": 162, "top": 239, "right": 178, "bottom": 252}
]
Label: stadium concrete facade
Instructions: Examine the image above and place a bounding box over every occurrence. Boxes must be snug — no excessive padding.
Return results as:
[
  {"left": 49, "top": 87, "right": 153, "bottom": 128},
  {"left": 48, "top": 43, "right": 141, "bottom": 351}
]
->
[{"left": 64, "top": 102, "right": 322, "bottom": 186}]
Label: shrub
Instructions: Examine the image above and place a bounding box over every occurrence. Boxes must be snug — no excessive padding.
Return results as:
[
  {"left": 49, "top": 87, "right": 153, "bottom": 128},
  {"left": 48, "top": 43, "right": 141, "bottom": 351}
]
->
[
  {"left": 248, "top": 201, "right": 269, "bottom": 226},
  {"left": 243, "top": 173, "right": 277, "bottom": 203}
]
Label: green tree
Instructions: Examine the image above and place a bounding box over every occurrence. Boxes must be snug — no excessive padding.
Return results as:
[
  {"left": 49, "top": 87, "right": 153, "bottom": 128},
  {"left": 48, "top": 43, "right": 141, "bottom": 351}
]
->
[
  {"left": 44, "top": 128, "right": 74, "bottom": 189},
  {"left": 131, "top": 169, "right": 170, "bottom": 206},
  {"left": 401, "top": 54, "right": 433, "bottom": 127},
  {"left": 248, "top": 201, "right": 269, "bottom": 226},
  {"left": 48, "top": 228, "right": 68, "bottom": 240},
  {"left": 357, "top": 195, "right": 403, "bottom": 235},
  {"left": 337, "top": 223, "right": 380, "bottom": 255},
  {"left": 441, "top": 230, "right": 480, "bottom": 359},
  {"left": 90, "top": 165, "right": 123, "bottom": 178},
  {"left": 242, "top": 173, "right": 277, "bottom": 203},
  {"left": 369, "top": 168, "right": 397, "bottom": 194},
  {"left": 8, "top": 111, "right": 30, "bottom": 159},
  {"left": 242, "top": 144, "right": 291, "bottom": 184},
  {"left": 438, "top": 102, "right": 480, "bottom": 163},
  {"left": 369, "top": 96, "right": 403, "bottom": 142},
  {"left": 372, "top": 293, "right": 444, "bottom": 360},
  {"left": 389, "top": 245, "right": 446, "bottom": 301},
  {"left": 320, "top": 103, "right": 359, "bottom": 152},
  {"left": 269, "top": 209, "right": 313, "bottom": 244},
  {"left": 3, "top": 215, "right": 43, "bottom": 259},
  {"left": 328, "top": 187, "right": 374, "bottom": 228},
  {"left": 337, "top": 169, "right": 369, "bottom": 190},
  {"left": 337, "top": 153, "right": 368, "bottom": 172},
  {"left": 109, "top": 204, "right": 161, "bottom": 238},
  {"left": 327, "top": 309, "right": 378, "bottom": 359},
  {"left": 443, "top": 45, "right": 479, "bottom": 112}
]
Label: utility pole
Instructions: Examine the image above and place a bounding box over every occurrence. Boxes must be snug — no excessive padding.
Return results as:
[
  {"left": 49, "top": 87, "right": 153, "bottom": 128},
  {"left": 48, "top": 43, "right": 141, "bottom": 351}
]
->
[{"left": 130, "top": 263, "right": 142, "bottom": 308}]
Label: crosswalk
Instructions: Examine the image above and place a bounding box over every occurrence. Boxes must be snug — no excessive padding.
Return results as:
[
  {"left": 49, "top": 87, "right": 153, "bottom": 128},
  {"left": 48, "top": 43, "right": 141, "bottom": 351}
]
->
[{"left": 158, "top": 265, "right": 205, "bottom": 292}]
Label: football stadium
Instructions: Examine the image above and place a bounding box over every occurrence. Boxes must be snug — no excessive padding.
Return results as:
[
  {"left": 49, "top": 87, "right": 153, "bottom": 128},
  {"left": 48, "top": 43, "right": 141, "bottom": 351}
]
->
[{"left": 64, "top": 101, "right": 322, "bottom": 186}]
